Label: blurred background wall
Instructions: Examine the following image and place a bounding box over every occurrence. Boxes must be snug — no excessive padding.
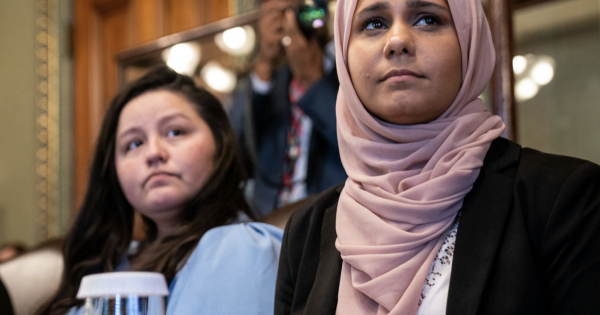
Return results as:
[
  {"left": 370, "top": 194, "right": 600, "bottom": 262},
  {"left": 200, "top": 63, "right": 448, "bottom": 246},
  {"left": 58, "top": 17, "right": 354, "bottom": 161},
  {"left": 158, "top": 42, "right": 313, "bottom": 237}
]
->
[{"left": 0, "top": 0, "right": 38, "bottom": 246}]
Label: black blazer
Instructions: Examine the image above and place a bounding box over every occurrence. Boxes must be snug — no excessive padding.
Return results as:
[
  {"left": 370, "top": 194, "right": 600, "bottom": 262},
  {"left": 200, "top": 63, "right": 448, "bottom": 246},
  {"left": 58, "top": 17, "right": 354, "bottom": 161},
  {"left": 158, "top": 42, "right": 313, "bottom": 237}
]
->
[
  {"left": 275, "top": 137, "right": 600, "bottom": 314},
  {"left": 0, "top": 277, "right": 14, "bottom": 315}
]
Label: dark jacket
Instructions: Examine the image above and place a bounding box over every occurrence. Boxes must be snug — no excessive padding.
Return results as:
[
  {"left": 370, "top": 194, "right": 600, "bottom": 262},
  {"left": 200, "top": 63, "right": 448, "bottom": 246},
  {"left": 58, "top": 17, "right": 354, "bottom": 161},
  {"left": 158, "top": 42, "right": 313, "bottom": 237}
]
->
[
  {"left": 0, "top": 277, "right": 14, "bottom": 315},
  {"left": 275, "top": 137, "right": 600, "bottom": 314},
  {"left": 229, "top": 65, "right": 347, "bottom": 216}
]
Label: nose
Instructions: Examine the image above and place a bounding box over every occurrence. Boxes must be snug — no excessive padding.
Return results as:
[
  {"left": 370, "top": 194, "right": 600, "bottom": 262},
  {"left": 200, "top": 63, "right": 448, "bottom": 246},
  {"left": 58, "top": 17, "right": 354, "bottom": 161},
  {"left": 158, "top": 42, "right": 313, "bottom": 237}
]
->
[
  {"left": 383, "top": 22, "right": 415, "bottom": 58},
  {"left": 146, "top": 137, "right": 168, "bottom": 166}
]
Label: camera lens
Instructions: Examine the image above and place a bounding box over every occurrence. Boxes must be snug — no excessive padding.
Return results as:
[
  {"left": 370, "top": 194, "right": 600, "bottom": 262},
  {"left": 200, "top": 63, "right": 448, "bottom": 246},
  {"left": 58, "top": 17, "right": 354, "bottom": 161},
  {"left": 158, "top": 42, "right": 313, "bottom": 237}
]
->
[{"left": 295, "top": 0, "right": 329, "bottom": 40}]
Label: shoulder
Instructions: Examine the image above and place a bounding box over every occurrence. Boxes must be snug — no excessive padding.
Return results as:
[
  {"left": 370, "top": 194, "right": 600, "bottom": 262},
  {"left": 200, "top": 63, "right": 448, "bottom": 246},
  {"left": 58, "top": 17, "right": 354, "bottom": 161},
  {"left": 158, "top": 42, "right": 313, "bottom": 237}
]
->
[
  {"left": 284, "top": 184, "right": 343, "bottom": 243},
  {"left": 275, "top": 184, "right": 343, "bottom": 314},
  {"left": 167, "top": 223, "right": 283, "bottom": 314},
  {"left": 173, "top": 222, "right": 283, "bottom": 282},
  {"left": 485, "top": 137, "right": 599, "bottom": 192},
  {"left": 491, "top": 138, "right": 600, "bottom": 252},
  {"left": 190, "top": 222, "right": 283, "bottom": 266},
  {"left": 511, "top": 141, "right": 600, "bottom": 215},
  {"left": 505, "top": 144, "right": 600, "bottom": 312},
  {"left": 518, "top": 144, "right": 598, "bottom": 186},
  {"left": 281, "top": 184, "right": 343, "bottom": 274}
]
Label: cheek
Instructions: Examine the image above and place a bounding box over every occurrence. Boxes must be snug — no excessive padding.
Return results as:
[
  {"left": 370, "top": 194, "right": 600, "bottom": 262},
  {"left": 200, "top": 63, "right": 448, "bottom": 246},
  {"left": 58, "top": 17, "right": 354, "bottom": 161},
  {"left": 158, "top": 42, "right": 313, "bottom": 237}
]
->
[
  {"left": 115, "top": 158, "right": 141, "bottom": 202},
  {"left": 181, "top": 140, "right": 216, "bottom": 190},
  {"left": 347, "top": 44, "right": 376, "bottom": 101},
  {"left": 442, "top": 42, "right": 463, "bottom": 99},
  {"left": 427, "top": 39, "right": 462, "bottom": 98},
  {"left": 438, "top": 39, "right": 462, "bottom": 83}
]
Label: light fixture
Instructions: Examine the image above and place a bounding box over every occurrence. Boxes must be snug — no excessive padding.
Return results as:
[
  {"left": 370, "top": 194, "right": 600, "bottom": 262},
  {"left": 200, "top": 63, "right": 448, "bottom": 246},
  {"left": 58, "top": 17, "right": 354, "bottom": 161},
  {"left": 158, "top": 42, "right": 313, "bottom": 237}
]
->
[
  {"left": 222, "top": 27, "right": 246, "bottom": 49},
  {"left": 513, "top": 54, "right": 555, "bottom": 102},
  {"left": 214, "top": 25, "right": 256, "bottom": 56},
  {"left": 512, "top": 55, "right": 527, "bottom": 75},
  {"left": 515, "top": 78, "right": 539, "bottom": 102},
  {"left": 162, "top": 43, "right": 201, "bottom": 76},
  {"left": 200, "top": 61, "right": 237, "bottom": 93},
  {"left": 530, "top": 57, "right": 555, "bottom": 86}
]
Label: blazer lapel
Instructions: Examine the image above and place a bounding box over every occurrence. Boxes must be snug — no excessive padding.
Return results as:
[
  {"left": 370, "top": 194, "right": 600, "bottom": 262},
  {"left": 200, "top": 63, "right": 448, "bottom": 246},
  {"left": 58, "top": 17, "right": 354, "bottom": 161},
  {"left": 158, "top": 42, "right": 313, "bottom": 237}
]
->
[{"left": 446, "top": 138, "right": 520, "bottom": 315}]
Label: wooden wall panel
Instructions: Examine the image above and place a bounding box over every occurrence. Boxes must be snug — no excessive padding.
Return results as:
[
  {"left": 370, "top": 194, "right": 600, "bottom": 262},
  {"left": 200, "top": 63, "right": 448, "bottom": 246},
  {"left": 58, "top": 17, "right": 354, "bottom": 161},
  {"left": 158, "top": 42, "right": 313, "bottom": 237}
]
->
[
  {"left": 129, "top": 0, "right": 164, "bottom": 45},
  {"left": 73, "top": 0, "right": 95, "bottom": 210},
  {"left": 201, "top": 0, "right": 229, "bottom": 24},
  {"left": 166, "top": 0, "right": 202, "bottom": 34},
  {"left": 101, "top": 9, "right": 128, "bottom": 109}
]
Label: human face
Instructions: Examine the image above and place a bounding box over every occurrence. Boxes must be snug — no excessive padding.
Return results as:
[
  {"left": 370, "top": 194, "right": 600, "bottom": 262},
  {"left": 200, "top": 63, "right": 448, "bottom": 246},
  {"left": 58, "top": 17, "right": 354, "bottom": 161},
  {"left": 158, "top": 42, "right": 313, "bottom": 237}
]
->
[
  {"left": 115, "top": 90, "right": 216, "bottom": 236},
  {"left": 347, "top": 0, "right": 462, "bottom": 125}
]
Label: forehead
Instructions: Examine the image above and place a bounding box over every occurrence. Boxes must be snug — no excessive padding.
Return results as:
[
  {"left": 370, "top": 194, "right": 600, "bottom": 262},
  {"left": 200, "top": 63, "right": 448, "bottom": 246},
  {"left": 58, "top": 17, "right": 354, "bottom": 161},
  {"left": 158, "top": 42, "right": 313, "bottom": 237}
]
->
[
  {"left": 117, "top": 90, "right": 199, "bottom": 128},
  {"left": 354, "top": 0, "right": 451, "bottom": 12}
]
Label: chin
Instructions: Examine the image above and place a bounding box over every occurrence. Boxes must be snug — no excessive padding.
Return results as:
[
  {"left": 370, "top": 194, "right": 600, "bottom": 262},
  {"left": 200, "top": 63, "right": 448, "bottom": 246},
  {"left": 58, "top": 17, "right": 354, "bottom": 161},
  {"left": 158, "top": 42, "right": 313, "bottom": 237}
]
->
[
  {"left": 142, "top": 191, "right": 188, "bottom": 211},
  {"left": 152, "top": 195, "right": 187, "bottom": 209}
]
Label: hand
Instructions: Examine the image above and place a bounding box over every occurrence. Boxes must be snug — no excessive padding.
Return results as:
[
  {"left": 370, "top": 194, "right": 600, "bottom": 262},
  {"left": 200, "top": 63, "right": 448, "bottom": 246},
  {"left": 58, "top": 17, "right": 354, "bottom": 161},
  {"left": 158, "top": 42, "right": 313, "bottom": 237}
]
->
[
  {"left": 255, "top": 0, "right": 290, "bottom": 81},
  {"left": 282, "top": 9, "right": 324, "bottom": 91}
]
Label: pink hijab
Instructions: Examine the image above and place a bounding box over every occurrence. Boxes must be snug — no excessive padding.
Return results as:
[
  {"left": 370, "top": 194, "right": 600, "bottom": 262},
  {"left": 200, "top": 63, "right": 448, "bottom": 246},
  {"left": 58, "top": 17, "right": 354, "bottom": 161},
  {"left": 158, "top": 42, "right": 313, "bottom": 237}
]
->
[{"left": 334, "top": 0, "right": 506, "bottom": 314}]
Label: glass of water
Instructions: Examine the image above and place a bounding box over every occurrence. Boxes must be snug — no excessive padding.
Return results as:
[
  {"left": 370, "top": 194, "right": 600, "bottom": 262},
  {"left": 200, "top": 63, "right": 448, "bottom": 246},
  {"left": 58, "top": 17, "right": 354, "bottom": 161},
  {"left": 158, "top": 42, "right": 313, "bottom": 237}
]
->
[{"left": 77, "top": 272, "right": 169, "bottom": 315}]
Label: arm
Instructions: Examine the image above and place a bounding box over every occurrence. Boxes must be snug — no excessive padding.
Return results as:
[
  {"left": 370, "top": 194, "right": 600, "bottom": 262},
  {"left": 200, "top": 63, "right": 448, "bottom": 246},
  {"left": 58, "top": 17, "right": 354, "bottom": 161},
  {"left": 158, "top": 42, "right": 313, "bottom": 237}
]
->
[
  {"left": 228, "top": 78, "right": 277, "bottom": 177},
  {"left": 166, "top": 223, "right": 283, "bottom": 315},
  {"left": 542, "top": 161, "right": 600, "bottom": 314},
  {"left": 297, "top": 69, "right": 339, "bottom": 147},
  {"left": 280, "top": 8, "right": 339, "bottom": 148}
]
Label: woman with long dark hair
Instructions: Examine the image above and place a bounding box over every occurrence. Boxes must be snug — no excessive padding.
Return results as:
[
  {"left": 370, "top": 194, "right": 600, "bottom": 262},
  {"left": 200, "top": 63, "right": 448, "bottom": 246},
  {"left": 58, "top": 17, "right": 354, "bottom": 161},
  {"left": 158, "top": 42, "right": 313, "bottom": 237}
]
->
[
  {"left": 275, "top": 0, "right": 600, "bottom": 314},
  {"left": 39, "top": 66, "right": 282, "bottom": 315}
]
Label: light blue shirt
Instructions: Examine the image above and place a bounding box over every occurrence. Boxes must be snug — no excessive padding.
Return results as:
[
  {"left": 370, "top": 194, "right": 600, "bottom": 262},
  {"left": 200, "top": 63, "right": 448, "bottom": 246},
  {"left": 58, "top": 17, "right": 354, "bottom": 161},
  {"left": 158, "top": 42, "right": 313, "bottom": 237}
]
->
[{"left": 67, "top": 222, "right": 283, "bottom": 315}]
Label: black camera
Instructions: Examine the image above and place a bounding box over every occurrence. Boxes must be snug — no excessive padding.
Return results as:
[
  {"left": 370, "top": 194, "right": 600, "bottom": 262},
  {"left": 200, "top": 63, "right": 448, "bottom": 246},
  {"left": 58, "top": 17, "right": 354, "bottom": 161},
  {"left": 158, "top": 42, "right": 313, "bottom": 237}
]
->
[{"left": 295, "top": 0, "right": 329, "bottom": 40}]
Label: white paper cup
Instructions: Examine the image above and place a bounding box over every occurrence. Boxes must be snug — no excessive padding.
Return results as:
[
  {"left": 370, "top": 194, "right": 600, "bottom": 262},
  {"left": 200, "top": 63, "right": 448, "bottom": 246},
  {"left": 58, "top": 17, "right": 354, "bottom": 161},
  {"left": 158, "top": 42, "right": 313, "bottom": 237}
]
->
[{"left": 77, "top": 272, "right": 169, "bottom": 315}]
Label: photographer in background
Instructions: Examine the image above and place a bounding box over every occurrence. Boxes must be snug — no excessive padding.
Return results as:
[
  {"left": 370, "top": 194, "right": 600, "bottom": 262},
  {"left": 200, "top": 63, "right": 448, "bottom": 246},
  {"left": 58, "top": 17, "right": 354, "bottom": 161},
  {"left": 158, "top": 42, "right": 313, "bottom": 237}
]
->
[{"left": 230, "top": 0, "right": 346, "bottom": 217}]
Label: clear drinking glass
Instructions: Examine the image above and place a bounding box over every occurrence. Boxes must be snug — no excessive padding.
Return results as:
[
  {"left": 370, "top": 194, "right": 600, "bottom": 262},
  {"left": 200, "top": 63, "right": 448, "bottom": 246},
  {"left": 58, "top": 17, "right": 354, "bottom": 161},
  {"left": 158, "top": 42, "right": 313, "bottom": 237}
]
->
[{"left": 77, "top": 272, "right": 169, "bottom": 315}]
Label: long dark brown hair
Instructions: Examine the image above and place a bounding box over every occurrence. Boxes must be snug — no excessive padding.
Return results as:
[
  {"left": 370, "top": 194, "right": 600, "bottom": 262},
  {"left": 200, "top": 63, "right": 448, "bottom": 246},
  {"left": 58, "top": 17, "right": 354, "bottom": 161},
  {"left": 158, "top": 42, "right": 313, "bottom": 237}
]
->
[{"left": 39, "top": 66, "right": 254, "bottom": 315}]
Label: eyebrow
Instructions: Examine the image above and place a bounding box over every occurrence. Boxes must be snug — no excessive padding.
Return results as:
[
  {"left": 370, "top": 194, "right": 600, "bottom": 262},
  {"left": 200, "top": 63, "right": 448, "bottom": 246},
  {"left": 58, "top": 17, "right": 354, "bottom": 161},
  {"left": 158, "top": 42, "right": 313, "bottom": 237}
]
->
[
  {"left": 116, "top": 127, "right": 142, "bottom": 144},
  {"left": 116, "top": 113, "right": 192, "bottom": 143},
  {"left": 406, "top": 0, "right": 449, "bottom": 11},
  {"left": 356, "top": 2, "right": 390, "bottom": 18},
  {"left": 356, "top": 0, "right": 449, "bottom": 18}
]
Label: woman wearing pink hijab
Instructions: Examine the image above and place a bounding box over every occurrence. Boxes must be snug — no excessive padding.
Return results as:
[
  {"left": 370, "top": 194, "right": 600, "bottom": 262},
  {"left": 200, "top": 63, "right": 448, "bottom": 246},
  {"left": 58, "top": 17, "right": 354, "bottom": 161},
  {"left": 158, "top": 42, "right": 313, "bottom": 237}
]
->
[{"left": 274, "top": 0, "right": 600, "bottom": 314}]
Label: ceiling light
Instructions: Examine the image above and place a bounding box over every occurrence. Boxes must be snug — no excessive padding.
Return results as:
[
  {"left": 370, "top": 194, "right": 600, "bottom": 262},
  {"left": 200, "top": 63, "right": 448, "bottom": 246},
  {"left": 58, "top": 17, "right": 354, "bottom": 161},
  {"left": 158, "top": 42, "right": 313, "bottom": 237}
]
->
[
  {"left": 531, "top": 57, "right": 555, "bottom": 86},
  {"left": 515, "top": 78, "right": 539, "bottom": 102},
  {"left": 214, "top": 25, "right": 256, "bottom": 56},
  {"left": 512, "top": 55, "right": 527, "bottom": 75},
  {"left": 200, "top": 61, "right": 237, "bottom": 93},
  {"left": 162, "top": 43, "right": 201, "bottom": 76}
]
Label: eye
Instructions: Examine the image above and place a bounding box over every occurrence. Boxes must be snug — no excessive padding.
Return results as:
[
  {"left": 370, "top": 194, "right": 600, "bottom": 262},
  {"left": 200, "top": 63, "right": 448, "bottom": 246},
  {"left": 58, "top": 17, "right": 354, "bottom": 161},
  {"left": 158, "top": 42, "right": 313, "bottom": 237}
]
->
[
  {"left": 127, "top": 139, "right": 143, "bottom": 151},
  {"left": 167, "top": 129, "right": 183, "bottom": 137},
  {"left": 414, "top": 14, "right": 442, "bottom": 26},
  {"left": 362, "top": 17, "right": 387, "bottom": 31}
]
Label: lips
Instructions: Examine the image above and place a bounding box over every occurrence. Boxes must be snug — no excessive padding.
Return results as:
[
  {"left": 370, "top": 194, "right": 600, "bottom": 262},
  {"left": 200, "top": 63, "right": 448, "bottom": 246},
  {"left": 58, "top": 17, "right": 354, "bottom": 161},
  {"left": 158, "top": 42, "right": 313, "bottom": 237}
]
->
[
  {"left": 381, "top": 69, "right": 424, "bottom": 82},
  {"left": 143, "top": 171, "right": 178, "bottom": 187}
]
